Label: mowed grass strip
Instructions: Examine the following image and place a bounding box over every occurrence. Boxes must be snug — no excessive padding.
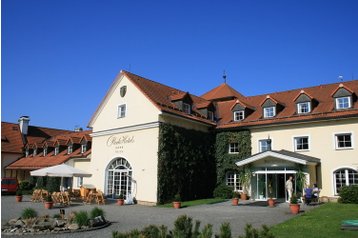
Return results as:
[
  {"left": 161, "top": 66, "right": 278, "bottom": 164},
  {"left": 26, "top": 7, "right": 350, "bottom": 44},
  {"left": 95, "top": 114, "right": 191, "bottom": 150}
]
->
[
  {"left": 271, "top": 203, "right": 358, "bottom": 238},
  {"left": 158, "top": 198, "right": 227, "bottom": 208}
]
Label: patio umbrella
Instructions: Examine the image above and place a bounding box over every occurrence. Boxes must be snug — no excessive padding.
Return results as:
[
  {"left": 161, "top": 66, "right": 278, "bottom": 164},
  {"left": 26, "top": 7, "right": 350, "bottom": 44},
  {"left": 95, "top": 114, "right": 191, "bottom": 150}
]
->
[{"left": 30, "top": 163, "right": 91, "bottom": 191}]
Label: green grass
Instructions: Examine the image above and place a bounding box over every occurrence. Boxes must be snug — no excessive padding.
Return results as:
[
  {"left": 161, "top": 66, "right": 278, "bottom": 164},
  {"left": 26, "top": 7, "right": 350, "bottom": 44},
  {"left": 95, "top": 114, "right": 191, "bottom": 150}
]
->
[
  {"left": 158, "top": 198, "right": 227, "bottom": 208},
  {"left": 271, "top": 203, "right": 358, "bottom": 238}
]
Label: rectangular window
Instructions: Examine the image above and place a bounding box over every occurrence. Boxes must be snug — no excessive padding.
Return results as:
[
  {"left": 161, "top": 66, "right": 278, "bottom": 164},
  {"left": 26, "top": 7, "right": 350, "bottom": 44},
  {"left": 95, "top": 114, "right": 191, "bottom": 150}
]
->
[
  {"left": 54, "top": 146, "right": 59, "bottom": 155},
  {"left": 263, "top": 107, "right": 276, "bottom": 118},
  {"left": 336, "top": 97, "right": 351, "bottom": 109},
  {"left": 234, "top": 111, "right": 245, "bottom": 121},
  {"left": 226, "top": 173, "right": 242, "bottom": 191},
  {"left": 81, "top": 144, "right": 87, "bottom": 153},
  {"left": 43, "top": 148, "right": 47, "bottom": 156},
  {"left": 229, "top": 143, "right": 239, "bottom": 154},
  {"left": 335, "top": 133, "right": 352, "bottom": 149},
  {"left": 259, "top": 139, "right": 271, "bottom": 152},
  {"left": 67, "top": 145, "right": 73, "bottom": 154},
  {"left": 297, "top": 102, "right": 311, "bottom": 114},
  {"left": 33, "top": 149, "right": 37, "bottom": 156},
  {"left": 294, "top": 136, "right": 309, "bottom": 151},
  {"left": 117, "top": 104, "right": 126, "bottom": 118},
  {"left": 183, "top": 103, "right": 191, "bottom": 114},
  {"left": 77, "top": 177, "right": 83, "bottom": 187},
  {"left": 208, "top": 111, "right": 214, "bottom": 121}
]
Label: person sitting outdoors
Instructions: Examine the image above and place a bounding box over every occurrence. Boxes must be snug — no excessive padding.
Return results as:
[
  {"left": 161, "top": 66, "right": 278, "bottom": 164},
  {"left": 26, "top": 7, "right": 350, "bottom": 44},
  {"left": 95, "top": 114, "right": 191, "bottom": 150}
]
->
[
  {"left": 304, "top": 186, "right": 313, "bottom": 205},
  {"left": 312, "top": 183, "right": 320, "bottom": 202}
]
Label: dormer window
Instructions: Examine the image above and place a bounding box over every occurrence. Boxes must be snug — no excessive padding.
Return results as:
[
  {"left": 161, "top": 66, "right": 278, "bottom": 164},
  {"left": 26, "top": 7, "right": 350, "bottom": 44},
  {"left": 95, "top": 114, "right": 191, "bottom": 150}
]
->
[
  {"left": 43, "top": 147, "right": 48, "bottom": 156},
  {"left": 54, "top": 146, "right": 59, "bottom": 155},
  {"left": 67, "top": 144, "right": 73, "bottom": 154},
  {"left": 81, "top": 144, "right": 87, "bottom": 153},
  {"left": 25, "top": 149, "right": 29, "bottom": 157},
  {"left": 234, "top": 111, "right": 245, "bottom": 121},
  {"left": 208, "top": 111, "right": 214, "bottom": 121},
  {"left": 33, "top": 148, "right": 37, "bottom": 156},
  {"left": 336, "top": 97, "right": 351, "bottom": 110},
  {"left": 297, "top": 102, "right": 311, "bottom": 114},
  {"left": 183, "top": 103, "right": 191, "bottom": 114},
  {"left": 263, "top": 106, "right": 276, "bottom": 118}
]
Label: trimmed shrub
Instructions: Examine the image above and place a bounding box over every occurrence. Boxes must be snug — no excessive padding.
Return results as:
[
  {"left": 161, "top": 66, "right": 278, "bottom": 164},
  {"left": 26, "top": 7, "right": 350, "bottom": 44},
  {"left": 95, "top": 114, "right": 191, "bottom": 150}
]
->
[
  {"left": 74, "top": 211, "right": 89, "bottom": 227},
  {"left": 90, "top": 207, "right": 105, "bottom": 218},
  {"left": 19, "top": 180, "right": 34, "bottom": 191},
  {"left": 338, "top": 185, "right": 358, "bottom": 204},
  {"left": 213, "top": 184, "right": 233, "bottom": 199},
  {"left": 21, "top": 208, "right": 37, "bottom": 219}
]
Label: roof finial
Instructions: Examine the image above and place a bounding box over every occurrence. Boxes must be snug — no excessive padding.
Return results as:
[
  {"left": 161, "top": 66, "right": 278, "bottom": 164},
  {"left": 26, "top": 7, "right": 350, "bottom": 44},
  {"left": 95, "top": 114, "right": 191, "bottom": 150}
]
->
[{"left": 223, "top": 70, "right": 227, "bottom": 84}]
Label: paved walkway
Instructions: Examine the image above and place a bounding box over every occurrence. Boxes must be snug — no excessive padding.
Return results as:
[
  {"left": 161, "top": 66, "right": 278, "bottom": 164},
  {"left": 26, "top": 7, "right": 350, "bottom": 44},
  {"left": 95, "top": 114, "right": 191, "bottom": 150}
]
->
[{"left": 1, "top": 195, "right": 318, "bottom": 237}]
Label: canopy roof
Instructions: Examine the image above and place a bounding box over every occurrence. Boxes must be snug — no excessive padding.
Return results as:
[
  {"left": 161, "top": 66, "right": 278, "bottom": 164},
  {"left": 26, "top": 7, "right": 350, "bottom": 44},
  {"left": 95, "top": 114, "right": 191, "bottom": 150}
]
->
[{"left": 30, "top": 163, "right": 91, "bottom": 177}]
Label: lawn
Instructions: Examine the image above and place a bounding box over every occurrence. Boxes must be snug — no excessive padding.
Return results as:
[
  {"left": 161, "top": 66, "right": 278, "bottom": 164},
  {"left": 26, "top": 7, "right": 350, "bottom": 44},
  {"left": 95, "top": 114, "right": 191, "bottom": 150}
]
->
[
  {"left": 157, "top": 198, "right": 227, "bottom": 208},
  {"left": 271, "top": 203, "right": 358, "bottom": 238}
]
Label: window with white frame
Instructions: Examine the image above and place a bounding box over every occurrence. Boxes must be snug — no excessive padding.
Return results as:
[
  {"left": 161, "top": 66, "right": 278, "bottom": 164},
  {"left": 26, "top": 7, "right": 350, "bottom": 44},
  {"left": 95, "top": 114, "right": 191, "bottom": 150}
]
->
[
  {"left": 81, "top": 144, "right": 87, "bottom": 153},
  {"left": 263, "top": 107, "right": 276, "bottom": 118},
  {"left": 335, "top": 133, "right": 353, "bottom": 149},
  {"left": 334, "top": 168, "right": 358, "bottom": 195},
  {"left": 226, "top": 172, "right": 242, "bottom": 191},
  {"left": 234, "top": 111, "right": 245, "bottom": 121},
  {"left": 25, "top": 149, "right": 29, "bottom": 157},
  {"left": 54, "top": 146, "right": 59, "bottom": 155},
  {"left": 335, "top": 97, "right": 351, "bottom": 110},
  {"left": 33, "top": 149, "right": 37, "bottom": 156},
  {"left": 117, "top": 104, "right": 126, "bottom": 118},
  {"left": 259, "top": 139, "right": 271, "bottom": 152},
  {"left": 67, "top": 145, "right": 73, "bottom": 154},
  {"left": 229, "top": 143, "right": 239, "bottom": 154},
  {"left": 183, "top": 103, "right": 191, "bottom": 114},
  {"left": 294, "top": 136, "right": 309, "bottom": 151},
  {"left": 297, "top": 102, "right": 311, "bottom": 114},
  {"left": 77, "top": 177, "right": 84, "bottom": 187},
  {"left": 43, "top": 147, "right": 48, "bottom": 156}
]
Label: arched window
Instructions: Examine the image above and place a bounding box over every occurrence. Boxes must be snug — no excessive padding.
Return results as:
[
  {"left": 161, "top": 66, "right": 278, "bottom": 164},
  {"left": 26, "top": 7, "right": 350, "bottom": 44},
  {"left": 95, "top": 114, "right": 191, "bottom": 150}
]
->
[
  {"left": 106, "top": 158, "right": 132, "bottom": 199},
  {"left": 333, "top": 168, "right": 358, "bottom": 195}
]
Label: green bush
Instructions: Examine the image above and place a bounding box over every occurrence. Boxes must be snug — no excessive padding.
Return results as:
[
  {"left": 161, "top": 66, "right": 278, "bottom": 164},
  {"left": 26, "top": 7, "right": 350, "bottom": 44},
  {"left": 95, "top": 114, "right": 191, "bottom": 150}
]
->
[
  {"left": 172, "top": 215, "right": 193, "bottom": 237},
  {"left": 213, "top": 184, "right": 233, "bottom": 199},
  {"left": 21, "top": 208, "right": 37, "bottom": 219},
  {"left": 19, "top": 180, "right": 35, "bottom": 191},
  {"left": 338, "top": 185, "right": 358, "bottom": 204},
  {"left": 74, "top": 211, "right": 89, "bottom": 227},
  {"left": 46, "top": 177, "right": 60, "bottom": 193},
  {"left": 90, "top": 207, "right": 105, "bottom": 218},
  {"left": 218, "top": 222, "right": 232, "bottom": 238},
  {"left": 238, "top": 224, "right": 275, "bottom": 238}
]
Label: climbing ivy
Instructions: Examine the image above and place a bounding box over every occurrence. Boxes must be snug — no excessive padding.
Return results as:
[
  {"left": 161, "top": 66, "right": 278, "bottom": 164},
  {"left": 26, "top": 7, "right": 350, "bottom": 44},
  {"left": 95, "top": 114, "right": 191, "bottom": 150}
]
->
[
  {"left": 215, "top": 130, "right": 251, "bottom": 186},
  {"left": 157, "top": 123, "right": 216, "bottom": 204}
]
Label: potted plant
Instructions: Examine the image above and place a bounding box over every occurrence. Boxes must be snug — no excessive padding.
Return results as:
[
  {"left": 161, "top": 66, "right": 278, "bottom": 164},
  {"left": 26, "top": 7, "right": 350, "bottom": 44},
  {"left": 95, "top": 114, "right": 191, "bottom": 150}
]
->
[
  {"left": 172, "top": 194, "right": 181, "bottom": 209},
  {"left": 289, "top": 194, "right": 300, "bottom": 214},
  {"left": 267, "top": 182, "right": 275, "bottom": 207},
  {"left": 116, "top": 193, "right": 125, "bottom": 206},
  {"left": 15, "top": 190, "right": 23, "bottom": 202},
  {"left": 44, "top": 195, "right": 54, "bottom": 209},
  {"left": 239, "top": 167, "right": 251, "bottom": 200},
  {"left": 232, "top": 191, "right": 240, "bottom": 206}
]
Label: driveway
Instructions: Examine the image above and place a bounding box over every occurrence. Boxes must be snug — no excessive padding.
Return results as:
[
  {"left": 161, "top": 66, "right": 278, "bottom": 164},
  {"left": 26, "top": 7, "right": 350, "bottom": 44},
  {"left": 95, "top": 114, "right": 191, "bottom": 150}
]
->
[{"left": 1, "top": 195, "right": 317, "bottom": 237}]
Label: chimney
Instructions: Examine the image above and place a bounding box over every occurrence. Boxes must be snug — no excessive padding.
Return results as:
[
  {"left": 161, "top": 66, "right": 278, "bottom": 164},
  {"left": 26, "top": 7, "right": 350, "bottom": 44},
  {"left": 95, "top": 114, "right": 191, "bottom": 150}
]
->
[{"left": 18, "top": 116, "right": 30, "bottom": 135}]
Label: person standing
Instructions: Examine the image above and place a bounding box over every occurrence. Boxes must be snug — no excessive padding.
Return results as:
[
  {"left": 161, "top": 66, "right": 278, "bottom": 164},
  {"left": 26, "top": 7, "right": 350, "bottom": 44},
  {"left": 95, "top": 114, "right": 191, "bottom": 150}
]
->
[{"left": 286, "top": 176, "right": 293, "bottom": 202}]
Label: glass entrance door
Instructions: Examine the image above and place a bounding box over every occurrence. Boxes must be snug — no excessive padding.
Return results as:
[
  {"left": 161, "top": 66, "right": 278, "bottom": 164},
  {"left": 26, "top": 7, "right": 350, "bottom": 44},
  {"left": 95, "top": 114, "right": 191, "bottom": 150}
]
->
[{"left": 106, "top": 158, "right": 132, "bottom": 199}]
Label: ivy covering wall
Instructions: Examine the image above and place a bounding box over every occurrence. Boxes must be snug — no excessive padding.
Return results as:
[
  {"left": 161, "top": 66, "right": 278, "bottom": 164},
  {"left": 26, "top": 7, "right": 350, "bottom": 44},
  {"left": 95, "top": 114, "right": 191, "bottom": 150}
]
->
[
  {"left": 157, "top": 123, "right": 216, "bottom": 204},
  {"left": 215, "top": 130, "right": 251, "bottom": 186}
]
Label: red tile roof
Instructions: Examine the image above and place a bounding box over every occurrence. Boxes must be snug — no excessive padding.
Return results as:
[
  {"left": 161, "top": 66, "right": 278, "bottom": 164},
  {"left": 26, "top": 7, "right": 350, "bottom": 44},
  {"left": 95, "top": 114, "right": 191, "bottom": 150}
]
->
[
  {"left": 6, "top": 130, "right": 92, "bottom": 170},
  {"left": 121, "top": 71, "right": 216, "bottom": 125},
  {"left": 1, "top": 122, "right": 24, "bottom": 154},
  {"left": 201, "top": 83, "right": 245, "bottom": 101},
  {"left": 215, "top": 80, "right": 358, "bottom": 128}
]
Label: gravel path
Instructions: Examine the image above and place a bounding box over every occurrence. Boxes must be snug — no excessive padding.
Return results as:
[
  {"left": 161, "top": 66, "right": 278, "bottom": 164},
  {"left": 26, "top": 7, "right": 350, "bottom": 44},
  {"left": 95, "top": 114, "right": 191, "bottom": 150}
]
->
[{"left": 1, "top": 195, "right": 317, "bottom": 237}]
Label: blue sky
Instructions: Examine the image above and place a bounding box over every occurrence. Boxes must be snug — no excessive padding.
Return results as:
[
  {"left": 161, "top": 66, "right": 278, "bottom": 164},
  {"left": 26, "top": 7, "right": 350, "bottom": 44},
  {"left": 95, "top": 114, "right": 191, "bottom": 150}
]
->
[{"left": 2, "top": 0, "right": 358, "bottom": 130}]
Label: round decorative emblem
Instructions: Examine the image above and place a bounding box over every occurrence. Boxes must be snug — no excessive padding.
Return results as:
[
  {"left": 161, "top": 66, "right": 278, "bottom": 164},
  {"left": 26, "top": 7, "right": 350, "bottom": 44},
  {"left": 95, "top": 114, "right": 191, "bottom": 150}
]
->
[{"left": 120, "top": 86, "right": 127, "bottom": 97}]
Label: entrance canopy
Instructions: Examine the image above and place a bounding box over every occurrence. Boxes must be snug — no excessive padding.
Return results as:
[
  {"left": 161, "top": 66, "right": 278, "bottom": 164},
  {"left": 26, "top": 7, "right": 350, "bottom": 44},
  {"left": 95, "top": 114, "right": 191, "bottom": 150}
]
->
[{"left": 236, "top": 150, "right": 320, "bottom": 167}]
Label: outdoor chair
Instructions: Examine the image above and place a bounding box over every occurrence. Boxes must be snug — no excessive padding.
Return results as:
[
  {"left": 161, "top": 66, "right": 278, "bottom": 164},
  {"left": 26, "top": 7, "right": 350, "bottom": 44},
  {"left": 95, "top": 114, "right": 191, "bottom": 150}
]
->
[{"left": 95, "top": 190, "right": 106, "bottom": 205}]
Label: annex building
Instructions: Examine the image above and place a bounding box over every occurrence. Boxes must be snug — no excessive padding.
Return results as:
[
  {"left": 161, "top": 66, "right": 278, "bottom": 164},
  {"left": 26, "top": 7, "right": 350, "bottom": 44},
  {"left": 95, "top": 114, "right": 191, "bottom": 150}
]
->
[{"left": 3, "top": 70, "right": 358, "bottom": 205}]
